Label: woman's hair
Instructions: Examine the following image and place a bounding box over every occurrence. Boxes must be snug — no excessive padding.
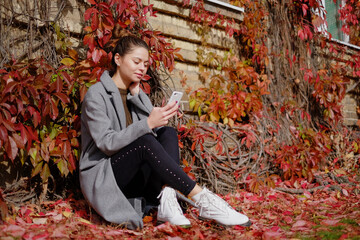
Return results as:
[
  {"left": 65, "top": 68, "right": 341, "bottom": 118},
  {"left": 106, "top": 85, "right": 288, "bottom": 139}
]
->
[{"left": 109, "top": 33, "right": 150, "bottom": 76}]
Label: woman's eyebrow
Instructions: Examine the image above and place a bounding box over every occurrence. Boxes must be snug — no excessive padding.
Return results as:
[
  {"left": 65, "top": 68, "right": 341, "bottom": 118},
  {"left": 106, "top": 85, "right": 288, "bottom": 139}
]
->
[{"left": 133, "top": 56, "right": 149, "bottom": 62}]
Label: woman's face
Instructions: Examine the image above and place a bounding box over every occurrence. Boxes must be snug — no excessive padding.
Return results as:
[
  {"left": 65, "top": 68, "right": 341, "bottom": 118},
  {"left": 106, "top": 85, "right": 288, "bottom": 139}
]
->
[{"left": 115, "top": 46, "right": 149, "bottom": 85}]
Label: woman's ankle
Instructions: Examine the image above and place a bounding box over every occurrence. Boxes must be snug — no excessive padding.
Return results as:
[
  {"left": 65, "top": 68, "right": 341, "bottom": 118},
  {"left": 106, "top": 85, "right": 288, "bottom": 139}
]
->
[{"left": 187, "top": 185, "right": 203, "bottom": 199}]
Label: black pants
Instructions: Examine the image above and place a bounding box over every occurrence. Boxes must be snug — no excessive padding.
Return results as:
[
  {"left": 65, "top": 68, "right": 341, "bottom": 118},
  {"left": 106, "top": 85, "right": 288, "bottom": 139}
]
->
[{"left": 111, "top": 127, "right": 196, "bottom": 205}]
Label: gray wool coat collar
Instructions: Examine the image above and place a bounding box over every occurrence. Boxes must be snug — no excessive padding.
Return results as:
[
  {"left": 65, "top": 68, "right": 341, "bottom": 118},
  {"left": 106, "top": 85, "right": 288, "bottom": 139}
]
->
[{"left": 79, "top": 71, "right": 154, "bottom": 229}]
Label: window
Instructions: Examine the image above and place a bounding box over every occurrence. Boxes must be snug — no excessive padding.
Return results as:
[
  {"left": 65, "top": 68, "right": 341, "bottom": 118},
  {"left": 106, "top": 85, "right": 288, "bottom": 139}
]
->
[{"left": 321, "top": 0, "right": 349, "bottom": 42}]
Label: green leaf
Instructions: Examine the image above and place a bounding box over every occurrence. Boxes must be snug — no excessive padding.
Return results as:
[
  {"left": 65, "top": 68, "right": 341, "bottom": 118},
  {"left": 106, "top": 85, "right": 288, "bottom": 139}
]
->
[
  {"left": 198, "top": 106, "right": 202, "bottom": 117},
  {"left": 19, "top": 149, "right": 27, "bottom": 165},
  {"left": 57, "top": 158, "right": 69, "bottom": 176},
  {"left": 32, "top": 161, "right": 43, "bottom": 177},
  {"left": 189, "top": 99, "right": 196, "bottom": 110},
  {"left": 49, "top": 126, "right": 58, "bottom": 140},
  {"left": 41, "top": 163, "right": 51, "bottom": 181},
  {"left": 29, "top": 148, "right": 37, "bottom": 166}
]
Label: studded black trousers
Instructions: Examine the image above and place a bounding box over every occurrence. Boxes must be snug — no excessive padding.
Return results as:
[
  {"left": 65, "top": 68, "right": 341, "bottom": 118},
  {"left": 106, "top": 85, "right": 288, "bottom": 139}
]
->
[{"left": 110, "top": 127, "right": 196, "bottom": 205}]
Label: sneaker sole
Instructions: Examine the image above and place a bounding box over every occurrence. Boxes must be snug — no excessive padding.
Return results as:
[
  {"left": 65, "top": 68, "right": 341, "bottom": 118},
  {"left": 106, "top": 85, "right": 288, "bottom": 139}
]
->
[
  {"left": 156, "top": 220, "right": 192, "bottom": 228},
  {"left": 198, "top": 216, "right": 252, "bottom": 227}
]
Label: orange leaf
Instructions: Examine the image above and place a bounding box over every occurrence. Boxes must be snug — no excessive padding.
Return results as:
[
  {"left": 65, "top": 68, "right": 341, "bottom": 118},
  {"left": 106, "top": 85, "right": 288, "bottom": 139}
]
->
[
  {"left": 68, "top": 48, "right": 78, "bottom": 61},
  {"left": 191, "top": 142, "right": 196, "bottom": 151},
  {"left": 143, "top": 216, "right": 153, "bottom": 223}
]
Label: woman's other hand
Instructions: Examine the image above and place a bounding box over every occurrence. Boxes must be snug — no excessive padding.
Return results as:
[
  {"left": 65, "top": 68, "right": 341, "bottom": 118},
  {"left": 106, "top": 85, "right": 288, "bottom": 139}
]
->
[
  {"left": 129, "top": 82, "right": 140, "bottom": 95},
  {"left": 147, "top": 101, "right": 179, "bottom": 129}
]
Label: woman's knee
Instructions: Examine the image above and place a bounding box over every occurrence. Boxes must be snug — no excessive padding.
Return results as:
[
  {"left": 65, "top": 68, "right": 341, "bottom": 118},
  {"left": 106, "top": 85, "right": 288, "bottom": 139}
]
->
[
  {"left": 156, "top": 126, "right": 177, "bottom": 138},
  {"left": 135, "top": 133, "right": 157, "bottom": 145}
]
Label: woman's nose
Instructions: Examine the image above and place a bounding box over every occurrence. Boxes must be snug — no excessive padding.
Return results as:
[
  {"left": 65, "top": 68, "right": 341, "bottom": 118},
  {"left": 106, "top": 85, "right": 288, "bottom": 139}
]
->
[{"left": 139, "top": 63, "right": 146, "bottom": 71}]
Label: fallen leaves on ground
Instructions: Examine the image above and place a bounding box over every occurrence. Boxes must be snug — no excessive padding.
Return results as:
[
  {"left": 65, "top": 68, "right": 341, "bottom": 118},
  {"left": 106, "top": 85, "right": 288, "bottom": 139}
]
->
[{"left": 1, "top": 177, "right": 359, "bottom": 239}]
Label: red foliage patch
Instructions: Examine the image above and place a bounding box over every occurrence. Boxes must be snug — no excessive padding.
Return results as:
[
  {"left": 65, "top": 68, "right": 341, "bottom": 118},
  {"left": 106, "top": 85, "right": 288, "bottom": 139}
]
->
[{"left": 1, "top": 183, "right": 359, "bottom": 239}]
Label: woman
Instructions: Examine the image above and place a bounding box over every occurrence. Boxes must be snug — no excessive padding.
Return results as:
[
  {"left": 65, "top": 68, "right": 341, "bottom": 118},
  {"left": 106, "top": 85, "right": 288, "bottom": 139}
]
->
[{"left": 79, "top": 35, "right": 251, "bottom": 229}]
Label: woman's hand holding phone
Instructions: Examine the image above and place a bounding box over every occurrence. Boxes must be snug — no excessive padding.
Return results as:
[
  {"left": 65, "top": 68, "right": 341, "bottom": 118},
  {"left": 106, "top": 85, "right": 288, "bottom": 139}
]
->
[
  {"left": 147, "top": 91, "right": 183, "bottom": 129},
  {"left": 147, "top": 101, "right": 179, "bottom": 129}
]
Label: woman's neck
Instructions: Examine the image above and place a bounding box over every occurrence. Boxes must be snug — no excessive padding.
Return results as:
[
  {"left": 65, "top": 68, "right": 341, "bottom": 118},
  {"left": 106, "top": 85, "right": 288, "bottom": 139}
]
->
[{"left": 112, "top": 73, "right": 129, "bottom": 90}]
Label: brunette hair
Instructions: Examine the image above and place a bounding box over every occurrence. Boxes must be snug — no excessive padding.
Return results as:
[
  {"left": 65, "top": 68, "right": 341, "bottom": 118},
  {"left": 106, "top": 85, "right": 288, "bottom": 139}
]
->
[{"left": 109, "top": 33, "right": 150, "bottom": 76}]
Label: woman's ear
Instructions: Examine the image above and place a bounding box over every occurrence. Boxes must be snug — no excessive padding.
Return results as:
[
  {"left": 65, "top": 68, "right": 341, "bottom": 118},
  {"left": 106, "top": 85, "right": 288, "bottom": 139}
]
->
[{"left": 114, "top": 53, "right": 121, "bottom": 66}]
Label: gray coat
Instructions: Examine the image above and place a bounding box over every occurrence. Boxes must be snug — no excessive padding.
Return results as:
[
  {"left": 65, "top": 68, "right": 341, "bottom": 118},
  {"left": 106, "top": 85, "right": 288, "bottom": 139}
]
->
[{"left": 79, "top": 71, "right": 154, "bottom": 229}]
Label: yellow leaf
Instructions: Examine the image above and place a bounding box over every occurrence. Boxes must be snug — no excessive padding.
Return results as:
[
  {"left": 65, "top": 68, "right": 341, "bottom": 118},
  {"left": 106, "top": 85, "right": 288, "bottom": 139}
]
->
[
  {"left": 78, "top": 217, "right": 92, "bottom": 225},
  {"left": 229, "top": 118, "right": 234, "bottom": 127},
  {"left": 63, "top": 211, "right": 72, "bottom": 218},
  {"left": 61, "top": 58, "right": 75, "bottom": 66}
]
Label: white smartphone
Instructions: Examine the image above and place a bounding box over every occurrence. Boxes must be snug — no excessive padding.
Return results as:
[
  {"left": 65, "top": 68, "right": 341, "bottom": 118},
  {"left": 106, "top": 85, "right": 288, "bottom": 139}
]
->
[{"left": 168, "top": 91, "right": 183, "bottom": 106}]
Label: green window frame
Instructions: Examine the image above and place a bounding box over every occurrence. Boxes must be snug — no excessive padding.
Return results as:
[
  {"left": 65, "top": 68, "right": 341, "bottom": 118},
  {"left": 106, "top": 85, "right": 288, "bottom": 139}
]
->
[{"left": 324, "top": 0, "right": 347, "bottom": 42}]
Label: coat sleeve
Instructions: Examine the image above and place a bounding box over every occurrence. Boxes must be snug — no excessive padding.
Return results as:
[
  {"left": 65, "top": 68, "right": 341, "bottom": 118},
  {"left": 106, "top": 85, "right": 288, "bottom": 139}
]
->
[{"left": 82, "top": 88, "right": 153, "bottom": 156}]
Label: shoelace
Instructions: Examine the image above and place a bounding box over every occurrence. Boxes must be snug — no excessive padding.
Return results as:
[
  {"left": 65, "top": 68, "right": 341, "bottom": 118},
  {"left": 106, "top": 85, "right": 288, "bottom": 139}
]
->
[{"left": 196, "top": 190, "right": 231, "bottom": 217}]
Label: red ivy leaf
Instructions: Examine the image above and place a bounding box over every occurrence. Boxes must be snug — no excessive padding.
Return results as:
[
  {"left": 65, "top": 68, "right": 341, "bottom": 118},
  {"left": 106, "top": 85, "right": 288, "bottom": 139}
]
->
[
  {"left": 302, "top": 4, "right": 308, "bottom": 16},
  {"left": 84, "top": 8, "right": 97, "bottom": 22},
  {"left": 60, "top": 71, "right": 72, "bottom": 85},
  {"left": 55, "top": 93, "right": 70, "bottom": 104},
  {"left": 80, "top": 85, "right": 87, "bottom": 102},
  {"left": 83, "top": 34, "right": 96, "bottom": 50},
  {"left": 50, "top": 98, "right": 59, "bottom": 120},
  {"left": 142, "top": 74, "right": 151, "bottom": 81},
  {"left": 6, "top": 135, "right": 18, "bottom": 162},
  {"left": 2, "top": 120, "right": 15, "bottom": 132},
  {"left": 11, "top": 132, "right": 25, "bottom": 149},
  {"left": 68, "top": 154, "right": 76, "bottom": 173},
  {"left": 92, "top": 49, "right": 101, "bottom": 63},
  {"left": 0, "top": 125, "right": 8, "bottom": 142},
  {"left": 140, "top": 81, "right": 151, "bottom": 94}
]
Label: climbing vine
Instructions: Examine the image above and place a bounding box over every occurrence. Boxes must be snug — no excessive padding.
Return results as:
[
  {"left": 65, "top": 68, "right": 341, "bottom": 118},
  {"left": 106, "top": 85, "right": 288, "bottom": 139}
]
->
[
  {"left": 177, "top": 0, "right": 360, "bottom": 193},
  {"left": 0, "top": 0, "right": 359, "bottom": 201}
]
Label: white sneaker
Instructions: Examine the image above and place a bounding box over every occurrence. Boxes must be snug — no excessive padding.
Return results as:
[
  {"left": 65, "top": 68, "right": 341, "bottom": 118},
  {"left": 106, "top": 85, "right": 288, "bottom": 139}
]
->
[
  {"left": 192, "top": 188, "right": 251, "bottom": 227},
  {"left": 157, "top": 187, "right": 191, "bottom": 228}
]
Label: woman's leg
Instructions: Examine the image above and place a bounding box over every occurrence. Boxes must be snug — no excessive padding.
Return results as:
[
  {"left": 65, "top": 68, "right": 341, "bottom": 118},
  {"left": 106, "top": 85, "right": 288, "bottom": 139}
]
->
[
  {"left": 143, "top": 127, "right": 181, "bottom": 204},
  {"left": 111, "top": 130, "right": 250, "bottom": 227},
  {"left": 111, "top": 132, "right": 196, "bottom": 199}
]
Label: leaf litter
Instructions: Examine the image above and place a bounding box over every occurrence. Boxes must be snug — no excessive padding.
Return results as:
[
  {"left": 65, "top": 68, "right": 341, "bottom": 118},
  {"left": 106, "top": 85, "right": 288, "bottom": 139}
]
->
[{"left": 0, "top": 176, "right": 359, "bottom": 239}]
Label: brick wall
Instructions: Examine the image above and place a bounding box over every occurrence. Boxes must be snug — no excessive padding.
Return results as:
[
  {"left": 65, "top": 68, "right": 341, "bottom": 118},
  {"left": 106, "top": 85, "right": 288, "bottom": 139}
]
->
[
  {"left": 328, "top": 41, "right": 360, "bottom": 126},
  {"left": 144, "top": 0, "right": 243, "bottom": 102},
  {"left": 4, "top": 0, "right": 359, "bottom": 125},
  {"left": 51, "top": 0, "right": 243, "bottom": 106}
]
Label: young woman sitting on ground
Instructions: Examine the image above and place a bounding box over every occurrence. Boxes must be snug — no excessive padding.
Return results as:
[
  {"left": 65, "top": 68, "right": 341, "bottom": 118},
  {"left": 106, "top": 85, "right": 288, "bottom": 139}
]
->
[{"left": 79, "top": 34, "right": 251, "bottom": 229}]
